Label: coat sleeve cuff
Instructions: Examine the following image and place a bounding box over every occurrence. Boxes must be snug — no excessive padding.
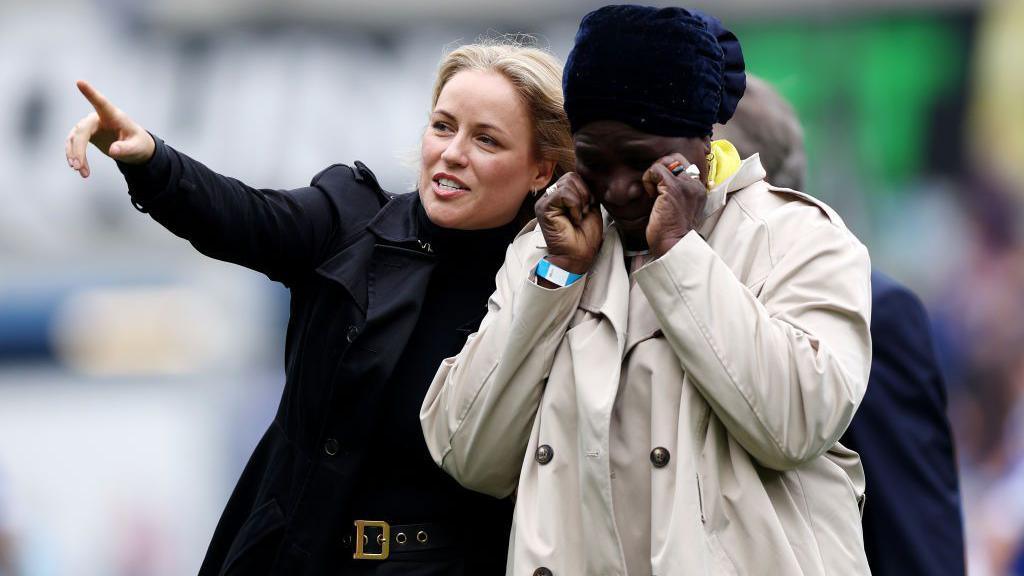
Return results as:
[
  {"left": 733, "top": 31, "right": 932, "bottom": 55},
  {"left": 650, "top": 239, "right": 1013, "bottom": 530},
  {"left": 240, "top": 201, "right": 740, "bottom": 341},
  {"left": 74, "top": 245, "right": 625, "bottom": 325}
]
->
[
  {"left": 635, "top": 229, "right": 710, "bottom": 284},
  {"left": 116, "top": 133, "right": 173, "bottom": 211},
  {"left": 511, "top": 265, "right": 587, "bottom": 347}
]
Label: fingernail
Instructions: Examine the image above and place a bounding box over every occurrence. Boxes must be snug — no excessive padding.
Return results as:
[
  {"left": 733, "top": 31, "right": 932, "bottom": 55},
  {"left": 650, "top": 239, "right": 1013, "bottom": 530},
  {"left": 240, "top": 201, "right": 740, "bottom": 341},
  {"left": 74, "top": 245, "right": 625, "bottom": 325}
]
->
[{"left": 71, "top": 159, "right": 80, "bottom": 168}]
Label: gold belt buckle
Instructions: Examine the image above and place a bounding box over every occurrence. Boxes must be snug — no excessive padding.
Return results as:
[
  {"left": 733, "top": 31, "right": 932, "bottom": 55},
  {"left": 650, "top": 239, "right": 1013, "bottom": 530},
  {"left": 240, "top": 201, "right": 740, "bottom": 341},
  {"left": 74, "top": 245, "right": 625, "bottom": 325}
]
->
[{"left": 352, "top": 520, "right": 390, "bottom": 560}]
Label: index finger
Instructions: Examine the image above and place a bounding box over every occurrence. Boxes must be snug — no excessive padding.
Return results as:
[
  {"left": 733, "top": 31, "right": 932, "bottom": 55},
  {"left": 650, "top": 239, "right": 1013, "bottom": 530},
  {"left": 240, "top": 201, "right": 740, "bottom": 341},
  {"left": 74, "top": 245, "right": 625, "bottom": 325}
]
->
[
  {"left": 642, "top": 163, "right": 673, "bottom": 197},
  {"left": 546, "top": 175, "right": 590, "bottom": 225},
  {"left": 76, "top": 80, "right": 117, "bottom": 118}
]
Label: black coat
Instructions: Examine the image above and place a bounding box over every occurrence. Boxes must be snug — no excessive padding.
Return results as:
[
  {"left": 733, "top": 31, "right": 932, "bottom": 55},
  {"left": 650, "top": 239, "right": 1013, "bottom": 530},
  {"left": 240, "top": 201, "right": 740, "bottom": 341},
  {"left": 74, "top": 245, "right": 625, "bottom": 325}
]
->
[
  {"left": 120, "top": 139, "right": 512, "bottom": 575},
  {"left": 841, "top": 271, "right": 965, "bottom": 576}
]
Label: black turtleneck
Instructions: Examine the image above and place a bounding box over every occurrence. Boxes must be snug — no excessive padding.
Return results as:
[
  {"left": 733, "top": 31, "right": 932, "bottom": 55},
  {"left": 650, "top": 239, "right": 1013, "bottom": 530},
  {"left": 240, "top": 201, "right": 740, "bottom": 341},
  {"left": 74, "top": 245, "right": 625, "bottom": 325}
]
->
[{"left": 349, "top": 197, "right": 520, "bottom": 559}]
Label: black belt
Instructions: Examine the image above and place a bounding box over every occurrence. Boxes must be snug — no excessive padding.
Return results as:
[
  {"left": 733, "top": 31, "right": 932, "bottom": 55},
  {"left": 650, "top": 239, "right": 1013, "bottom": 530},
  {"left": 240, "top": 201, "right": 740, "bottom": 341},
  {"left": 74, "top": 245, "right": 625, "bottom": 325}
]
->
[{"left": 343, "top": 520, "right": 455, "bottom": 560}]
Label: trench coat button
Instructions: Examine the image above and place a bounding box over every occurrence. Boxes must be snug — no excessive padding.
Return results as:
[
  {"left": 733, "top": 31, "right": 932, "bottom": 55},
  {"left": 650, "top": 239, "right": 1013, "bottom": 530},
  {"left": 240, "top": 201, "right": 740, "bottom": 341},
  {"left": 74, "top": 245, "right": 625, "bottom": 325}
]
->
[
  {"left": 650, "top": 447, "right": 670, "bottom": 468},
  {"left": 533, "top": 568, "right": 553, "bottom": 576},
  {"left": 324, "top": 438, "right": 340, "bottom": 456},
  {"left": 535, "top": 444, "right": 553, "bottom": 465},
  {"left": 345, "top": 325, "right": 360, "bottom": 343}
]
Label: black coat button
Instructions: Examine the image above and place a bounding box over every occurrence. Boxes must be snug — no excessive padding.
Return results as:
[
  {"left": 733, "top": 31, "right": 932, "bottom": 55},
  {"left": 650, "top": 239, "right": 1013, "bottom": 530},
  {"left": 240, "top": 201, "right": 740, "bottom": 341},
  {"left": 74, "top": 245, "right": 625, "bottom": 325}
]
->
[
  {"left": 533, "top": 568, "right": 552, "bottom": 576},
  {"left": 535, "top": 444, "right": 553, "bottom": 465},
  {"left": 346, "top": 325, "right": 360, "bottom": 343},
  {"left": 324, "top": 438, "right": 340, "bottom": 456},
  {"left": 650, "top": 447, "right": 670, "bottom": 468}
]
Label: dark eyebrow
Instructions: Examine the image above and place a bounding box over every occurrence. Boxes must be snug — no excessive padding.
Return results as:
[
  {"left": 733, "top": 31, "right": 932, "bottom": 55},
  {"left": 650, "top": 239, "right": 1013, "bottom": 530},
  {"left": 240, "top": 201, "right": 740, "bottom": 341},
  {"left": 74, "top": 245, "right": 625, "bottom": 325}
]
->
[
  {"left": 575, "top": 136, "right": 660, "bottom": 158},
  {"left": 432, "top": 108, "right": 510, "bottom": 138},
  {"left": 617, "top": 141, "right": 663, "bottom": 157}
]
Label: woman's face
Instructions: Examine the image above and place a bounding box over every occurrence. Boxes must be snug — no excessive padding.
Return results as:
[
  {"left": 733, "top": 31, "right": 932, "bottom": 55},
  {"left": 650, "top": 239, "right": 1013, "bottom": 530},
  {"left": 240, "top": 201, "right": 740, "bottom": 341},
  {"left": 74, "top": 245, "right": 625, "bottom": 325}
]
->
[
  {"left": 419, "top": 69, "right": 554, "bottom": 230},
  {"left": 573, "top": 120, "right": 709, "bottom": 246}
]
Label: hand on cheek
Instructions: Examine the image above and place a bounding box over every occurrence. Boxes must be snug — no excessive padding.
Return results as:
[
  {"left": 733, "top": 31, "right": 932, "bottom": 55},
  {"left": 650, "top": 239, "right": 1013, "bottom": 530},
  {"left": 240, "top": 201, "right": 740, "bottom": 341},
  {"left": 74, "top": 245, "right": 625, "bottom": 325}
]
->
[
  {"left": 642, "top": 153, "right": 708, "bottom": 259},
  {"left": 535, "top": 172, "right": 604, "bottom": 274}
]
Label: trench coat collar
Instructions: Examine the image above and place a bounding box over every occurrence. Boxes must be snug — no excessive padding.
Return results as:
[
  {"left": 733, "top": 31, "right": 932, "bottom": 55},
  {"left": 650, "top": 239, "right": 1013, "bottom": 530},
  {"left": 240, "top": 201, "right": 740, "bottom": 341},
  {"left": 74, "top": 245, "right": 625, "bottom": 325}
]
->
[
  {"left": 367, "top": 191, "right": 434, "bottom": 247},
  {"left": 698, "top": 153, "right": 768, "bottom": 237},
  {"left": 579, "top": 224, "right": 631, "bottom": 341},
  {"left": 315, "top": 191, "right": 433, "bottom": 315}
]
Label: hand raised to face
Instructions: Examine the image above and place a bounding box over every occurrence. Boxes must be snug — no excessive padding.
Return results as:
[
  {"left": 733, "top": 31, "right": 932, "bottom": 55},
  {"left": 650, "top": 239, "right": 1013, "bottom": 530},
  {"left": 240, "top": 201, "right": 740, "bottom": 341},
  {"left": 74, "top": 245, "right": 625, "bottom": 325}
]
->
[
  {"left": 534, "top": 172, "right": 604, "bottom": 275},
  {"left": 642, "top": 153, "right": 709, "bottom": 259}
]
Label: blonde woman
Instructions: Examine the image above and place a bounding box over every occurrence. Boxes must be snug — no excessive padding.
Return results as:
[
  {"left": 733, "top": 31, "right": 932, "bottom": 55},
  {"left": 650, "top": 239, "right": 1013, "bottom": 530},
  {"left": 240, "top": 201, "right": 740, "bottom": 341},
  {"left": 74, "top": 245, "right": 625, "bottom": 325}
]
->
[{"left": 65, "top": 42, "right": 572, "bottom": 575}]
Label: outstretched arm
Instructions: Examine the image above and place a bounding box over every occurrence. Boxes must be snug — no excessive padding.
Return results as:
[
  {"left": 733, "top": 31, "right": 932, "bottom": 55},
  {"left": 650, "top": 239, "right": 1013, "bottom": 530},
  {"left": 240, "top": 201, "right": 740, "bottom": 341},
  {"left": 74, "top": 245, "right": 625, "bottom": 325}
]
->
[{"left": 65, "top": 81, "right": 348, "bottom": 283}]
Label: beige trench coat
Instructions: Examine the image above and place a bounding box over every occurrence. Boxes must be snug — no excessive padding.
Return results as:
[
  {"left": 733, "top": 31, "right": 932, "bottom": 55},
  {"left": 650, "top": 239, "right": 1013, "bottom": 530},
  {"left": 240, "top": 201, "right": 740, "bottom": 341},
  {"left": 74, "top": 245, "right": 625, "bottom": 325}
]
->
[{"left": 421, "top": 155, "right": 873, "bottom": 575}]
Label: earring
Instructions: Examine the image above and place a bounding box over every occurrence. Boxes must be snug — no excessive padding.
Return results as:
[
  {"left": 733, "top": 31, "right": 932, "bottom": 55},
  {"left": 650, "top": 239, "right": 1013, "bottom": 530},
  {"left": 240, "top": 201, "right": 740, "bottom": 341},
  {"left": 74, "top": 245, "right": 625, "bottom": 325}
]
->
[{"left": 531, "top": 187, "right": 539, "bottom": 198}]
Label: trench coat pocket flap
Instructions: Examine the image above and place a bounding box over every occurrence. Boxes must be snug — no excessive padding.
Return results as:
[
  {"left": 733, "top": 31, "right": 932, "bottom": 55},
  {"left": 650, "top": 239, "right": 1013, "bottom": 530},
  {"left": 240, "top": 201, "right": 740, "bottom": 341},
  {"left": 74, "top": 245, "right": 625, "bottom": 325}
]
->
[{"left": 221, "top": 499, "right": 286, "bottom": 575}]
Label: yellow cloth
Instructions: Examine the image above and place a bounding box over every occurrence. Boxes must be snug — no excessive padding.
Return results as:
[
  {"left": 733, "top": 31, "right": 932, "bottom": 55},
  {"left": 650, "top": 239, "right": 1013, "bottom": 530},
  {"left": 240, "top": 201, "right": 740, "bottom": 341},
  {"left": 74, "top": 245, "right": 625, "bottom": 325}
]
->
[{"left": 708, "top": 139, "right": 742, "bottom": 189}]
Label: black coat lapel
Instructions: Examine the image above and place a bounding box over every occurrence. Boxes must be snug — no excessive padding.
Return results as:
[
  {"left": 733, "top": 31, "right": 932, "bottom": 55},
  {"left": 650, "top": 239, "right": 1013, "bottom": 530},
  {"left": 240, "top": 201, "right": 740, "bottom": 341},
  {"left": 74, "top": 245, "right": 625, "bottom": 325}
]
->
[
  {"left": 360, "top": 244, "right": 435, "bottom": 360},
  {"left": 313, "top": 192, "right": 430, "bottom": 317},
  {"left": 316, "top": 192, "right": 438, "bottom": 384},
  {"left": 314, "top": 234, "right": 375, "bottom": 314}
]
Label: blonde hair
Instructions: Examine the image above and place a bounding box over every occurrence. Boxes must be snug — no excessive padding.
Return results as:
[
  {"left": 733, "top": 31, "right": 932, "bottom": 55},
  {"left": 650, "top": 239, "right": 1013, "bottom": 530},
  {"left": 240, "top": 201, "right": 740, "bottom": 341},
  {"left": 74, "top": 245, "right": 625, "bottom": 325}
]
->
[{"left": 431, "top": 39, "right": 574, "bottom": 187}]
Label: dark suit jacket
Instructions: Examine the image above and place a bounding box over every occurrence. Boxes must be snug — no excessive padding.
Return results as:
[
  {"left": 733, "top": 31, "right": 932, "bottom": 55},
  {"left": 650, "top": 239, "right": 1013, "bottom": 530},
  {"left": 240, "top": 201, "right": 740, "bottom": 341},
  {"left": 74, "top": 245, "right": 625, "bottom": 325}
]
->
[{"left": 841, "top": 271, "right": 965, "bottom": 575}]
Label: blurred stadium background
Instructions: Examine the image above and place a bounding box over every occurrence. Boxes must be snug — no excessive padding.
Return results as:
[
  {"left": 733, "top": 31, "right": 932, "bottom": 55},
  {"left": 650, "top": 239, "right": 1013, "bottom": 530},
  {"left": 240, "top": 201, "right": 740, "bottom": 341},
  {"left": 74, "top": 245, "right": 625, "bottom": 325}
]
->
[{"left": 1, "top": 0, "right": 1022, "bottom": 573}]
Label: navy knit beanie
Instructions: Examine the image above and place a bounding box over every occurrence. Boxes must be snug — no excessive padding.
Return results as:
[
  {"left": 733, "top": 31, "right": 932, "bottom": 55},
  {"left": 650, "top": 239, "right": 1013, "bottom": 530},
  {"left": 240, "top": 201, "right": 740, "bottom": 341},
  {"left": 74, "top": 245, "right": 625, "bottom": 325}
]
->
[{"left": 563, "top": 5, "right": 746, "bottom": 137}]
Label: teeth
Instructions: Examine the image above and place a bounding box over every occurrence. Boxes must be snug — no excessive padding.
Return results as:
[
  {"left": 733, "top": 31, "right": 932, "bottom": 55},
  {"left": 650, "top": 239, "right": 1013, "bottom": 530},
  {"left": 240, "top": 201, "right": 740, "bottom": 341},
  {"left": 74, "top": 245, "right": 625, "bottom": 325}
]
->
[{"left": 437, "top": 178, "right": 467, "bottom": 190}]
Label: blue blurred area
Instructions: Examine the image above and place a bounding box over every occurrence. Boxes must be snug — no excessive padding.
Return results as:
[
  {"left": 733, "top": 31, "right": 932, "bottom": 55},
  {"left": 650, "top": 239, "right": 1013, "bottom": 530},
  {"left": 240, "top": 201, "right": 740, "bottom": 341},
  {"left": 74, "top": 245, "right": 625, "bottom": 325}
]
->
[{"left": 0, "top": 292, "right": 59, "bottom": 360}]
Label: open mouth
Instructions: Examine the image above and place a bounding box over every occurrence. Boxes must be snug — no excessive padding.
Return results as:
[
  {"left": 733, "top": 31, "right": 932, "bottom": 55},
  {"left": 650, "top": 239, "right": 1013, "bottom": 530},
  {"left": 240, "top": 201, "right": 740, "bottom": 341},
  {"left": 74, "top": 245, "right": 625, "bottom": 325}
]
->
[
  {"left": 436, "top": 178, "right": 468, "bottom": 192},
  {"left": 432, "top": 173, "right": 471, "bottom": 196}
]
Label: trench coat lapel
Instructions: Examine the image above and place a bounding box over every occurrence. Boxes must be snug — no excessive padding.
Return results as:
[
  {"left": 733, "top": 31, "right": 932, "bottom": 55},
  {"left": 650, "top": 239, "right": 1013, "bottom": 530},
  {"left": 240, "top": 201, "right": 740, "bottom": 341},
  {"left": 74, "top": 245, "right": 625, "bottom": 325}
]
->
[
  {"left": 577, "top": 222, "right": 630, "bottom": 342},
  {"left": 315, "top": 192, "right": 437, "bottom": 374},
  {"left": 313, "top": 193, "right": 434, "bottom": 311},
  {"left": 564, "top": 224, "right": 630, "bottom": 563},
  {"left": 362, "top": 194, "right": 437, "bottom": 359},
  {"left": 623, "top": 287, "right": 662, "bottom": 355},
  {"left": 314, "top": 236, "right": 374, "bottom": 314}
]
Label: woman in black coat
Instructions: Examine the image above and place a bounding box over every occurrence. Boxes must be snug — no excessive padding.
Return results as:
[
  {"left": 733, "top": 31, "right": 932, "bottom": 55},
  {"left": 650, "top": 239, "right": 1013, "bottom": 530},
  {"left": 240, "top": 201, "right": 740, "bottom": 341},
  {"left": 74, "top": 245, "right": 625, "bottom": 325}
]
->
[{"left": 64, "top": 42, "right": 573, "bottom": 575}]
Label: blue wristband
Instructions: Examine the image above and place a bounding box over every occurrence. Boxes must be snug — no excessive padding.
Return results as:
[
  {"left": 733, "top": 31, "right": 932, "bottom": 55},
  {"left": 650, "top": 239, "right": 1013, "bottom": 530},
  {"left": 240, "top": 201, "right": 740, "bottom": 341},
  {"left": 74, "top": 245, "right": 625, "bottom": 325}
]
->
[{"left": 536, "top": 257, "right": 583, "bottom": 287}]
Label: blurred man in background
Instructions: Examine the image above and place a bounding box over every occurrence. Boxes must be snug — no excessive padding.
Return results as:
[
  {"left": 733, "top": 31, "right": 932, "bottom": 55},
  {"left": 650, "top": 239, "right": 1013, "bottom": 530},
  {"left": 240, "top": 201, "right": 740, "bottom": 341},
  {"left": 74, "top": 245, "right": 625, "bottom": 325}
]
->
[{"left": 715, "top": 75, "right": 967, "bottom": 576}]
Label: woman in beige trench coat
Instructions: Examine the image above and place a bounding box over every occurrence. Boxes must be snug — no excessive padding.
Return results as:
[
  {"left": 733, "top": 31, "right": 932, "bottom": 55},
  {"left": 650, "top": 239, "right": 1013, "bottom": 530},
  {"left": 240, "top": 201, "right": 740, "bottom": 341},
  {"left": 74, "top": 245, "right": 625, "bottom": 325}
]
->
[{"left": 422, "top": 6, "right": 873, "bottom": 575}]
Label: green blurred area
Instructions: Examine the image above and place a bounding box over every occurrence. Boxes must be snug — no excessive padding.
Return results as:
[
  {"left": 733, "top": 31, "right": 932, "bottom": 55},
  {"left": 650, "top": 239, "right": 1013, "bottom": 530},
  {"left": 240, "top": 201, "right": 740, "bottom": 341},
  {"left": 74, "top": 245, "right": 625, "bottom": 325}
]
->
[{"left": 734, "top": 16, "right": 966, "bottom": 194}]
